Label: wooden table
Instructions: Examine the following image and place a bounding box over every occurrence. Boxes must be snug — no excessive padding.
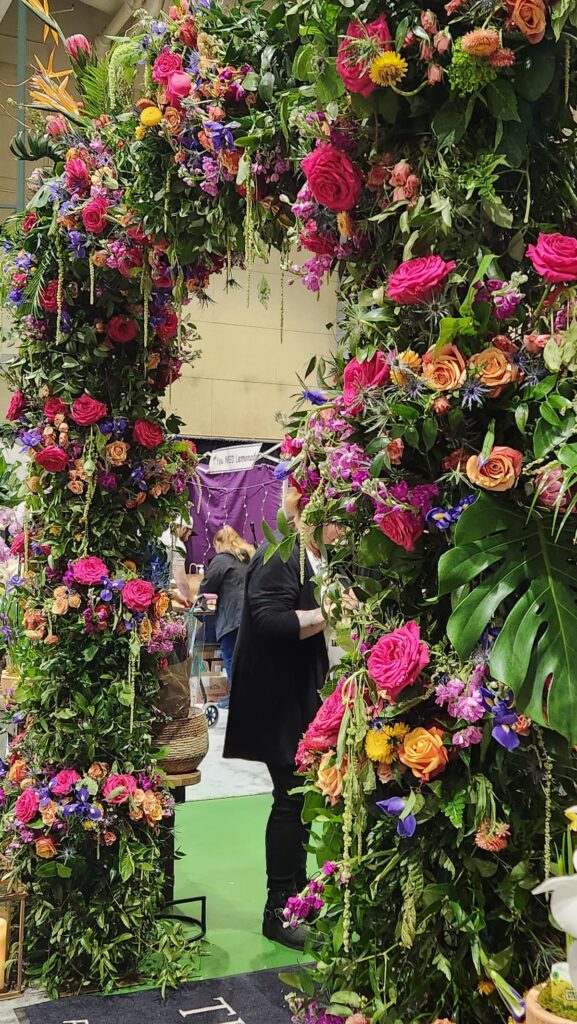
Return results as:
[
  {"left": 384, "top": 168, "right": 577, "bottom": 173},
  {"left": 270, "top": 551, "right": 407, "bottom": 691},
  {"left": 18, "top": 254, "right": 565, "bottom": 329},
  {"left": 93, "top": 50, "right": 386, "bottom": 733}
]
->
[{"left": 160, "top": 770, "right": 206, "bottom": 939}]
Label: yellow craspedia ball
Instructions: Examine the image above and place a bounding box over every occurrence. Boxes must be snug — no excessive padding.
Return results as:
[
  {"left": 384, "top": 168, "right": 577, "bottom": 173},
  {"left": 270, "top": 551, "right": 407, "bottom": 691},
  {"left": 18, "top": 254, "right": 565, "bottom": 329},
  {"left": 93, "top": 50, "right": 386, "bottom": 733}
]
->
[
  {"left": 135, "top": 125, "right": 147, "bottom": 140},
  {"left": 140, "top": 106, "right": 162, "bottom": 127},
  {"left": 365, "top": 728, "right": 390, "bottom": 762}
]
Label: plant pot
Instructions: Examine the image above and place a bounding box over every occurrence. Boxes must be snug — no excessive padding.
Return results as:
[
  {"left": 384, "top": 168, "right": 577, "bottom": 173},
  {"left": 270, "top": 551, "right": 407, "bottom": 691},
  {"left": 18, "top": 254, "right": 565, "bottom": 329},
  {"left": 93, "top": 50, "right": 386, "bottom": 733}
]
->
[
  {"left": 526, "top": 986, "right": 575, "bottom": 1023},
  {"left": 154, "top": 706, "right": 209, "bottom": 775}
]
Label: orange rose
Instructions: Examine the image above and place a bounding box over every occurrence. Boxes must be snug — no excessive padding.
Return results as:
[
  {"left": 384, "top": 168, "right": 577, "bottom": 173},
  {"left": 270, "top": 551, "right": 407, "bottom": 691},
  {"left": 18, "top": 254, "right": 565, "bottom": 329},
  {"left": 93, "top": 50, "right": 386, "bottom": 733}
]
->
[
  {"left": 68, "top": 593, "right": 81, "bottom": 609},
  {"left": 163, "top": 106, "right": 183, "bottom": 136},
  {"left": 67, "top": 479, "right": 84, "bottom": 495},
  {"left": 9, "top": 759, "right": 28, "bottom": 784},
  {"left": 88, "top": 761, "right": 109, "bottom": 780},
  {"left": 51, "top": 594, "right": 69, "bottom": 615},
  {"left": 507, "top": 0, "right": 546, "bottom": 42},
  {"left": 317, "top": 752, "right": 345, "bottom": 805},
  {"left": 468, "top": 347, "right": 518, "bottom": 397},
  {"left": 399, "top": 726, "right": 448, "bottom": 781},
  {"left": 106, "top": 441, "right": 129, "bottom": 466},
  {"left": 422, "top": 344, "right": 467, "bottom": 391},
  {"left": 466, "top": 445, "right": 523, "bottom": 492},
  {"left": 35, "top": 837, "right": 58, "bottom": 859},
  {"left": 41, "top": 800, "right": 58, "bottom": 826},
  {"left": 152, "top": 592, "right": 170, "bottom": 618},
  {"left": 27, "top": 476, "right": 40, "bottom": 493},
  {"left": 220, "top": 150, "right": 241, "bottom": 175},
  {"left": 147, "top": 352, "right": 161, "bottom": 370}
]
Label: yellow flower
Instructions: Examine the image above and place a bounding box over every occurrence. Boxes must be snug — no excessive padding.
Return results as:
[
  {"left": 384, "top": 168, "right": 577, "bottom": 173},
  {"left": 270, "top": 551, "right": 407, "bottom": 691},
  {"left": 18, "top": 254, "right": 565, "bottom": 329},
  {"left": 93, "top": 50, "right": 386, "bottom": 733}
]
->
[
  {"left": 365, "top": 729, "right": 391, "bottom": 762},
  {"left": 337, "top": 211, "right": 355, "bottom": 238},
  {"left": 369, "top": 52, "right": 408, "bottom": 87},
  {"left": 391, "top": 349, "right": 422, "bottom": 387},
  {"left": 477, "top": 979, "right": 495, "bottom": 996},
  {"left": 140, "top": 106, "right": 162, "bottom": 127},
  {"left": 135, "top": 125, "right": 146, "bottom": 140}
]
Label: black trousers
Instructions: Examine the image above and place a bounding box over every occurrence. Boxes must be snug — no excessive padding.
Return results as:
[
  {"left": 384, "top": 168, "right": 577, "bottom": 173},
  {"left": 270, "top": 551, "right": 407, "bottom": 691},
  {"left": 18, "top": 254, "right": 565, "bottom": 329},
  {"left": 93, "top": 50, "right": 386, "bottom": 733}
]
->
[{"left": 265, "top": 764, "right": 309, "bottom": 899}]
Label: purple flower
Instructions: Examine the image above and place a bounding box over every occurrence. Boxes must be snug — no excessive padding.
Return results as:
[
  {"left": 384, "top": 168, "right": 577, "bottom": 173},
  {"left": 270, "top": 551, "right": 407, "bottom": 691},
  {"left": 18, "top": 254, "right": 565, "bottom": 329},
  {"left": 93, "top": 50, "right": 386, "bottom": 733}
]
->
[
  {"left": 302, "top": 389, "right": 327, "bottom": 406},
  {"left": 480, "top": 688, "right": 520, "bottom": 749},
  {"left": 451, "top": 692, "right": 485, "bottom": 723},
  {"left": 435, "top": 678, "right": 464, "bottom": 707},
  {"left": 377, "top": 797, "right": 417, "bottom": 838},
  {"left": 426, "top": 506, "right": 456, "bottom": 531},
  {"left": 20, "top": 428, "right": 43, "bottom": 452},
  {"left": 461, "top": 378, "right": 488, "bottom": 410},
  {"left": 14, "top": 253, "right": 34, "bottom": 271},
  {"left": 274, "top": 462, "right": 292, "bottom": 481},
  {"left": 452, "top": 726, "right": 484, "bottom": 748},
  {"left": 321, "top": 861, "right": 339, "bottom": 876},
  {"left": 98, "top": 471, "right": 117, "bottom": 490},
  {"left": 202, "top": 121, "right": 238, "bottom": 152},
  {"left": 9, "top": 288, "right": 24, "bottom": 305},
  {"left": 67, "top": 230, "right": 87, "bottom": 258}
]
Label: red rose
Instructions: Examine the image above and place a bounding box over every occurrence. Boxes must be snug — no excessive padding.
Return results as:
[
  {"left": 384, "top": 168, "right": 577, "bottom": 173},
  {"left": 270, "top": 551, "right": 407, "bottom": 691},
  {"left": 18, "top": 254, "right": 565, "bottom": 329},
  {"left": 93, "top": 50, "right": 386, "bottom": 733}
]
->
[
  {"left": 35, "top": 446, "right": 69, "bottom": 473},
  {"left": 374, "top": 507, "right": 425, "bottom": 552},
  {"left": 22, "top": 212, "right": 38, "bottom": 233},
  {"left": 107, "top": 315, "right": 138, "bottom": 344},
  {"left": 14, "top": 789, "right": 39, "bottom": 823},
  {"left": 386, "top": 255, "right": 456, "bottom": 304},
  {"left": 71, "top": 556, "right": 109, "bottom": 585},
  {"left": 152, "top": 50, "right": 183, "bottom": 83},
  {"left": 156, "top": 312, "right": 178, "bottom": 340},
  {"left": 179, "top": 20, "right": 197, "bottom": 45},
  {"left": 81, "top": 196, "right": 109, "bottom": 234},
  {"left": 133, "top": 419, "right": 164, "bottom": 449},
  {"left": 301, "top": 144, "right": 362, "bottom": 212},
  {"left": 122, "top": 578, "right": 155, "bottom": 611},
  {"left": 71, "top": 393, "right": 108, "bottom": 426},
  {"left": 44, "top": 397, "right": 68, "bottom": 420},
  {"left": 117, "top": 248, "right": 144, "bottom": 278},
  {"left": 336, "top": 15, "right": 392, "bottom": 96},
  {"left": 300, "top": 227, "right": 338, "bottom": 256},
  {"left": 526, "top": 233, "right": 577, "bottom": 283},
  {"left": 165, "top": 70, "right": 192, "bottom": 106},
  {"left": 7, "top": 390, "right": 26, "bottom": 421},
  {"left": 40, "top": 281, "right": 60, "bottom": 313}
]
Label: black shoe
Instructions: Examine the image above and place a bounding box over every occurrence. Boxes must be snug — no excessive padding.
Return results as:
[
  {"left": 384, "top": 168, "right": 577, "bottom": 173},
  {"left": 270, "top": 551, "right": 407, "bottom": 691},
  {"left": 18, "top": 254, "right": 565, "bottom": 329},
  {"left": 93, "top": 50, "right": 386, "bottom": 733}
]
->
[{"left": 262, "top": 905, "right": 309, "bottom": 951}]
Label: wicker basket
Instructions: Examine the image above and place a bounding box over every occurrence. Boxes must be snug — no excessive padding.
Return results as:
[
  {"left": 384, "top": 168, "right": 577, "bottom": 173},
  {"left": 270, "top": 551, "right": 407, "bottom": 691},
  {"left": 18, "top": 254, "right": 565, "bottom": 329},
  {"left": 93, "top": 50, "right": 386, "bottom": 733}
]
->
[{"left": 155, "top": 707, "right": 209, "bottom": 775}]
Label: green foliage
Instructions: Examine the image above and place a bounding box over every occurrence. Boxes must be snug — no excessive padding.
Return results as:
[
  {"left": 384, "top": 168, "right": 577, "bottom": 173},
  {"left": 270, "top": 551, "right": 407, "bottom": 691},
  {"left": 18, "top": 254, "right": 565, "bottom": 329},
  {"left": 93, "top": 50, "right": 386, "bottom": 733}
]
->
[{"left": 439, "top": 495, "right": 577, "bottom": 743}]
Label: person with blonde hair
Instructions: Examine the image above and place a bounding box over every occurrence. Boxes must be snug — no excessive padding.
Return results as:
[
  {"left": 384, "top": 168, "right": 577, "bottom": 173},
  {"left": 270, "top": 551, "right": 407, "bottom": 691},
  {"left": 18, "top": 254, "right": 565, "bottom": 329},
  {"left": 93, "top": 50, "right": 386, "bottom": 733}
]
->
[{"left": 198, "top": 525, "right": 254, "bottom": 708}]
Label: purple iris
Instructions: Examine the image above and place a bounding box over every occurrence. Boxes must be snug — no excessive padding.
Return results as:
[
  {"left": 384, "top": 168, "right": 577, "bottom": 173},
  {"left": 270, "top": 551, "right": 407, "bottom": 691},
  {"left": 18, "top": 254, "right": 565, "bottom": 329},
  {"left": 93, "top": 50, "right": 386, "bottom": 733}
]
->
[
  {"left": 99, "top": 421, "right": 114, "bottom": 435},
  {"left": 109, "top": 578, "right": 125, "bottom": 592},
  {"left": 9, "top": 288, "right": 24, "bottom": 305},
  {"left": 202, "top": 121, "right": 238, "bottom": 152},
  {"left": 67, "top": 231, "right": 87, "bottom": 258},
  {"left": 377, "top": 796, "right": 417, "bottom": 838},
  {"left": 62, "top": 787, "right": 102, "bottom": 820},
  {"left": 302, "top": 389, "right": 326, "bottom": 406},
  {"left": 274, "top": 462, "right": 292, "bottom": 481},
  {"left": 480, "top": 687, "right": 520, "bottom": 749},
  {"left": 99, "top": 587, "right": 114, "bottom": 602},
  {"left": 113, "top": 417, "right": 128, "bottom": 437},
  {"left": 20, "top": 428, "right": 43, "bottom": 452},
  {"left": 14, "top": 253, "right": 34, "bottom": 271},
  {"left": 0, "top": 759, "right": 7, "bottom": 779},
  {"left": 426, "top": 507, "right": 456, "bottom": 531}
]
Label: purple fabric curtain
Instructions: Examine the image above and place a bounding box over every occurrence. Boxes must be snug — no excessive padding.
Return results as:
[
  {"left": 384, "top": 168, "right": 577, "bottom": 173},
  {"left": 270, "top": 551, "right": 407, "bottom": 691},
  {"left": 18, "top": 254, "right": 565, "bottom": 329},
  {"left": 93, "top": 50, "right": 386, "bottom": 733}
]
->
[{"left": 186, "top": 464, "right": 282, "bottom": 570}]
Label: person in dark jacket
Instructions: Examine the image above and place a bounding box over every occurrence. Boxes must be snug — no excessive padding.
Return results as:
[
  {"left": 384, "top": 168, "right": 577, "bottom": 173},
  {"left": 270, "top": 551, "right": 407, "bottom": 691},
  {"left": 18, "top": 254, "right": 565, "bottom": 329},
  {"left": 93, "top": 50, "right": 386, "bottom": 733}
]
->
[
  {"left": 224, "top": 489, "right": 351, "bottom": 950},
  {"left": 198, "top": 526, "right": 254, "bottom": 708}
]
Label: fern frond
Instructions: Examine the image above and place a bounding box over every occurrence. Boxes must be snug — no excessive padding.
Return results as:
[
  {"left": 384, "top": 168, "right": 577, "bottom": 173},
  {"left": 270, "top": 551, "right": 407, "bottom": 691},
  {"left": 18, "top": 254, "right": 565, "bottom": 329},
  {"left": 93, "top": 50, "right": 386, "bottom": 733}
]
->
[{"left": 76, "top": 59, "right": 110, "bottom": 117}]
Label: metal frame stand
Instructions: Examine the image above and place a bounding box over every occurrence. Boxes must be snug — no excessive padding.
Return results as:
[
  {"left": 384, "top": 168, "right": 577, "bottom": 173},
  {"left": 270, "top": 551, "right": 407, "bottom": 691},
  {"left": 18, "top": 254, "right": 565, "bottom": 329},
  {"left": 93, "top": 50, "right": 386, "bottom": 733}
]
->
[{"left": 158, "top": 783, "right": 207, "bottom": 941}]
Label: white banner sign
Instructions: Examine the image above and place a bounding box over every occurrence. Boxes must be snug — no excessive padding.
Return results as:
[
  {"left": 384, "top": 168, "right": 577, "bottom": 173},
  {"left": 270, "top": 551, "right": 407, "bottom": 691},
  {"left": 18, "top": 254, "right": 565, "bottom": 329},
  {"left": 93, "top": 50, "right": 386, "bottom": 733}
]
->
[{"left": 207, "top": 444, "right": 262, "bottom": 474}]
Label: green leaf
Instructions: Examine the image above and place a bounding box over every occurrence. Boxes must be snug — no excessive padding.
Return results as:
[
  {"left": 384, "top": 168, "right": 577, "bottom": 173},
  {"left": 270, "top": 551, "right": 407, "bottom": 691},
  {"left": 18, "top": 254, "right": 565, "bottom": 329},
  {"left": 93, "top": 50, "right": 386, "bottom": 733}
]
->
[
  {"left": 515, "top": 403, "right": 529, "bottom": 434},
  {"left": 514, "top": 48, "right": 556, "bottom": 100},
  {"left": 330, "top": 992, "right": 362, "bottom": 1009},
  {"left": 438, "top": 494, "right": 577, "bottom": 742},
  {"left": 481, "top": 197, "right": 513, "bottom": 229},
  {"left": 434, "top": 315, "right": 474, "bottom": 354},
  {"left": 432, "top": 102, "right": 467, "bottom": 150},
  {"left": 316, "top": 64, "right": 345, "bottom": 104},
  {"left": 533, "top": 410, "right": 575, "bottom": 459},
  {"left": 440, "top": 789, "right": 466, "bottom": 828},
  {"left": 486, "top": 80, "right": 520, "bottom": 122},
  {"left": 258, "top": 72, "right": 275, "bottom": 103}
]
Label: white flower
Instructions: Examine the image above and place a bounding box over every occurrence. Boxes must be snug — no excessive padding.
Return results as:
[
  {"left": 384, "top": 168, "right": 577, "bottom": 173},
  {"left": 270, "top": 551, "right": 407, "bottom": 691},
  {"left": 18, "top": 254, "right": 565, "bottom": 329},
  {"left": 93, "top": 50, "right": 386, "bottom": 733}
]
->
[{"left": 533, "top": 849, "right": 577, "bottom": 989}]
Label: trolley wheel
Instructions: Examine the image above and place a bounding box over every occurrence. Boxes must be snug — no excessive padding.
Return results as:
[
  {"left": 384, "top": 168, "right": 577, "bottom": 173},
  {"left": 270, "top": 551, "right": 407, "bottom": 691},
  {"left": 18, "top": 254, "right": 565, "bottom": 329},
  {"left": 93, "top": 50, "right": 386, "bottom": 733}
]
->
[{"left": 205, "top": 704, "right": 219, "bottom": 728}]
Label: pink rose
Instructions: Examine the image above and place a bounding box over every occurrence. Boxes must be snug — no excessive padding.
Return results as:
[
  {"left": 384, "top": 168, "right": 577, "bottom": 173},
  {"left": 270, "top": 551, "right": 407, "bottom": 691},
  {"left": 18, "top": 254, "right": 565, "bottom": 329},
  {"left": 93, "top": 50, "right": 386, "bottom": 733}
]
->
[
  {"left": 367, "top": 621, "right": 429, "bottom": 701},
  {"left": 65, "top": 157, "right": 90, "bottom": 193},
  {"left": 71, "top": 393, "right": 108, "bottom": 426},
  {"left": 301, "top": 144, "right": 362, "bottom": 212},
  {"left": 389, "top": 160, "right": 411, "bottom": 187},
  {"left": 387, "top": 255, "right": 456, "bottom": 304},
  {"left": 343, "top": 353, "right": 390, "bottom": 409},
  {"left": 133, "top": 419, "right": 164, "bottom": 449},
  {"left": 71, "top": 556, "right": 109, "bottom": 585},
  {"left": 387, "top": 254, "right": 457, "bottom": 303},
  {"left": 35, "top": 446, "right": 69, "bottom": 473},
  {"left": 526, "top": 233, "right": 577, "bottom": 283},
  {"left": 7, "top": 390, "right": 26, "bottom": 421},
  {"left": 302, "top": 680, "right": 353, "bottom": 753},
  {"left": 523, "top": 332, "right": 561, "bottom": 354},
  {"left": 81, "top": 196, "right": 109, "bottom": 234},
  {"left": 122, "top": 578, "right": 155, "bottom": 611},
  {"left": 336, "top": 15, "right": 392, "bottom": 97},
  {"left": 14, "top": 789, "right": 39, "bottom": 823},
  {"left": 102, "top": 773, "right": 137, "bottom": 804},
  {"left": 386, "top": 438, "right": 404, "bottom": 465},
  {"left": 165, "top": 70, "right": 193, "bottom": 106},
  {"left": 65, "top": 34, "right": 91, "bottom": 60},
  {"left": 152, "top": 50, "right": 183, "bottom": 83},
  {"left": 535, "top": 465, "right": 571, "bottom": 511},
  {"left": 49, "top": 769, "right": 80, "bottom": 796},
  {"left": 117, "top": 248, "right": 144, "bottom": 278}
]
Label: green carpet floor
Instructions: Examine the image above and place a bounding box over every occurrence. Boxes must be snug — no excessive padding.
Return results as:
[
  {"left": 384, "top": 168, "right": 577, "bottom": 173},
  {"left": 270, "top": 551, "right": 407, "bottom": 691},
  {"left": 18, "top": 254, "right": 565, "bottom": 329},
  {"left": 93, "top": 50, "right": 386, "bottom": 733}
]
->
[{"left": 175, "top": 795, "right": 307, "bottom": 979}]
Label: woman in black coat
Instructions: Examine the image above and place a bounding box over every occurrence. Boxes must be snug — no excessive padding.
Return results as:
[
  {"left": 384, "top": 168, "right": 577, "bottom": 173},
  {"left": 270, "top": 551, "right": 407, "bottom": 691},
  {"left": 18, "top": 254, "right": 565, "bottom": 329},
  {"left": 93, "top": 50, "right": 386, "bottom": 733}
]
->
[{"left": 224, "top": 491, "right": 345, "bottom": 949}]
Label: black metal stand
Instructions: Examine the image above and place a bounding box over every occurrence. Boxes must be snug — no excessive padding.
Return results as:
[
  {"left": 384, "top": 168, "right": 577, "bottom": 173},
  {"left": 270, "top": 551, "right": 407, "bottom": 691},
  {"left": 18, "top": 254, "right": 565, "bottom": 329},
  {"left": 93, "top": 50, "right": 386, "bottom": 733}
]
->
[{"left": 158, "top": 784, "right": 207, "bottom": 941}]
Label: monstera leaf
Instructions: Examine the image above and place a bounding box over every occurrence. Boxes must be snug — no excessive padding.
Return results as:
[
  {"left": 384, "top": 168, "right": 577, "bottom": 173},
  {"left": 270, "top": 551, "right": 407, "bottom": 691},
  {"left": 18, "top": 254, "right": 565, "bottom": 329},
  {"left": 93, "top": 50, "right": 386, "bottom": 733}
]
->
[{"left": 438, "top": 494, "right": 577, "bottom": 743}]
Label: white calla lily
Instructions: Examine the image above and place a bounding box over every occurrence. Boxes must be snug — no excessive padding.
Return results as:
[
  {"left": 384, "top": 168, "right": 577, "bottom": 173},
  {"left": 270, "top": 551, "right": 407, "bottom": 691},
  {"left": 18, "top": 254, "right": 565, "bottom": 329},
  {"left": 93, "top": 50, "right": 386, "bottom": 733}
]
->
[{"left": 532, "top": 851, "right": 577, "bottom": 937}]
